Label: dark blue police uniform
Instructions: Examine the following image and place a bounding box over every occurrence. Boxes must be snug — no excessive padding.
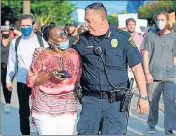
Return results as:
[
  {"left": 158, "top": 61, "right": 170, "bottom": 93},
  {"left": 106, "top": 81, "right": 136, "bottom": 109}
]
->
[{"left": 74, "top": 25, "right": 142, "bottom": 135}]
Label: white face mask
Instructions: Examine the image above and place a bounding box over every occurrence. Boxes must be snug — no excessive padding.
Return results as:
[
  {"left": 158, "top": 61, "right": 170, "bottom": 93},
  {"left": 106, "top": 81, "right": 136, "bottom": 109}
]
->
[{"left": 156, "top": 20, "right": 166, "bottom": 30}]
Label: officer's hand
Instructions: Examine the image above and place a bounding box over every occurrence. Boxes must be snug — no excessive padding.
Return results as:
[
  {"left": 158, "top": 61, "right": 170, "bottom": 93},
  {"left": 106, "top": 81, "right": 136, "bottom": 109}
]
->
[
  {"left": 137, "top": 98, "right": 149, "bottom": 114},
  {"left": 6, "top": 83, "right": 13, "bottom": 91},
  {"left": 145, "top": 73, "right": 153, "bottom": 83}
]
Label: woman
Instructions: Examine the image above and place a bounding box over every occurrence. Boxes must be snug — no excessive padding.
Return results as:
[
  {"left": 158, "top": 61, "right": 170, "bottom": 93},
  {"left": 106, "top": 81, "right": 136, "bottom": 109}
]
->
[
  {"left": 26, "top": 24, "right": 81, "bottom": 135},
  {"left": 1, "top": 29, "right": 13, "bottom": 113}
]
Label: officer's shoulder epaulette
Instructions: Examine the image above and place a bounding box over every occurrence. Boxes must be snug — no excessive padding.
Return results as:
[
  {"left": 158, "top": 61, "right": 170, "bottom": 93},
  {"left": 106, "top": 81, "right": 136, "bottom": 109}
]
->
[{"left": 116, "top": 28, "right": 130, "bottom": 37}]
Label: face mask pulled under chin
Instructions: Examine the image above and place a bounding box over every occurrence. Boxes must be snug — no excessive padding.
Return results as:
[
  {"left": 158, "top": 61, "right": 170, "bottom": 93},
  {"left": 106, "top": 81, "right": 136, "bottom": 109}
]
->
[
  {"left": 2, "top": 34, "right": 10, "bottom": 39},
  {"left": 156, "top": 20, "right": 166, "bottom": 31},
  {"left": 56, "top": 40, "right": 69, "bottom": 50}
]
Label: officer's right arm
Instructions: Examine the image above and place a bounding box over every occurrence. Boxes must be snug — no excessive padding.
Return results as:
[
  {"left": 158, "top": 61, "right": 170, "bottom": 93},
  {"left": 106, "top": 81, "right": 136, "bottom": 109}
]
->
[{"left": 6, "top": 39, "right": 17, "bottom": 84}]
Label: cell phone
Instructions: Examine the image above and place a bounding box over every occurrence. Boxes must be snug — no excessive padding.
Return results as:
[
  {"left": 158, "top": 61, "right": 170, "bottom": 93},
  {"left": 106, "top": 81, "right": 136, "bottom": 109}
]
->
[{"left": 56, "top": 70, "right": 72, "bottom": 78}]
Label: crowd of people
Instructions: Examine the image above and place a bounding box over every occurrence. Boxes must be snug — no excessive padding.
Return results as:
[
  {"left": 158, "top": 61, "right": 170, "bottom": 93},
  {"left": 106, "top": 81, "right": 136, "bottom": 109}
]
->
[{"left": 1, "top": 2, "right": 176, "bottom": 135}]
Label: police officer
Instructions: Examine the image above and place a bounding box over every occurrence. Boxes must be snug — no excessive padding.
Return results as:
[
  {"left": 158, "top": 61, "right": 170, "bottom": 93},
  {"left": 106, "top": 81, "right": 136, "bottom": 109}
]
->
[{"left": 74, "top": 2, "right": 149, "bottom": 135}]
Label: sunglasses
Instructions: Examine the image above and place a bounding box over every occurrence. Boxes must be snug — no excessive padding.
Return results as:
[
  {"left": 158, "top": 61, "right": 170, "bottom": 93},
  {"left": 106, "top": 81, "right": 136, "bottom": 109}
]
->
[
  {"left": 54, "top": 31, "right": 67, "bottom": 39},
  {"left": 85, "top": 2, "right": 105, "bottom": 11}
]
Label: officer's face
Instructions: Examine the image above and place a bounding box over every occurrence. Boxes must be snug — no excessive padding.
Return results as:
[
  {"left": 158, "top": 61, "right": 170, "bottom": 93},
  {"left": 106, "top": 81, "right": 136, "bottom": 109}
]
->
[
  {"left": 127, "top": 21, "right": 136, "bottom": 33},
  {"left": 85, "top": 9, "right": 103, "bottom": 35}
]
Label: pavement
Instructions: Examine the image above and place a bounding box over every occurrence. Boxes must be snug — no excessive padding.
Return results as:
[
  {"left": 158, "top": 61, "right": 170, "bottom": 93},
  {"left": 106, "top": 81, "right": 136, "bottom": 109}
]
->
[{"left": 1, "top": 78, "right": 175, "bottom": 135}]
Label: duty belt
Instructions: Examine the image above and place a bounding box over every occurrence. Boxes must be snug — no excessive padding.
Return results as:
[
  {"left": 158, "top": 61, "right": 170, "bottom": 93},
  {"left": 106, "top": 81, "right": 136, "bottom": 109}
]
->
[{"left": 83, "top": 90, "right": 125, "bottom": 103}]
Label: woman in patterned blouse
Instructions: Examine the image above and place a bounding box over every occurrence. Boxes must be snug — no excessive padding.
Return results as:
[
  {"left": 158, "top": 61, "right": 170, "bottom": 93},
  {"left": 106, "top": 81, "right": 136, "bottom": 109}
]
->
[{"left": 27, "top": 24, "right": 81, "bottom": 135}]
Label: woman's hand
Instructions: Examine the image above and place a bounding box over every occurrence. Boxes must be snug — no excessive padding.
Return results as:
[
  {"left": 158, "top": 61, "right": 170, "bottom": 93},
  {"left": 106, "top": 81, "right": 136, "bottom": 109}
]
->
[{"left": 49, "top": 70, "right": 66, "bottom": 82}]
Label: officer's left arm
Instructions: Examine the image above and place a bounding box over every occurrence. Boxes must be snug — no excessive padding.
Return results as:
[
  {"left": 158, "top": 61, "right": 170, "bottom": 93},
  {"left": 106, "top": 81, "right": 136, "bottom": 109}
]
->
[{"left": 125, "top": 35, "right": 147, "bottom": 97}]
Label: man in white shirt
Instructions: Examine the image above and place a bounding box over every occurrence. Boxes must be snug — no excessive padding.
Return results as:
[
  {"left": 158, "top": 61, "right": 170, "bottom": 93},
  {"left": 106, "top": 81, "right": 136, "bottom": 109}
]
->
[{"left": 6, "top": 14, "right": 48, "bottom": 135}]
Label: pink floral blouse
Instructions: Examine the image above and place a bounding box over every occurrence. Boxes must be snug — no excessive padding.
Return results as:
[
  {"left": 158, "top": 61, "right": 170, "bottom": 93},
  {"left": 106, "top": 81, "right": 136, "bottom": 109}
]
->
[{"left": 27, "top": 48, "right": 81, "bottom": 116}]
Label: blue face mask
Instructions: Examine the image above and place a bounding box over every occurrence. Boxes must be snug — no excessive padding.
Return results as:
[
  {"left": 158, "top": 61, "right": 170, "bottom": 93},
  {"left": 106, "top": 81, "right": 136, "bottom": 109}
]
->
[
  {"left": 21, "top": 26, "right": 33, "bottom": 38},
  {"left": 56, "top": 40, "right": 69, "bottom": 50}
]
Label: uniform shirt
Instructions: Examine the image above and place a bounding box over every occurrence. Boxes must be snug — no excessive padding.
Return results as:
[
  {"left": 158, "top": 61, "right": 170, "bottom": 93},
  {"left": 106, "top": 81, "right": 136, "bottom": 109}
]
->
[
  {"left": 74, "top": 25, "right": 142, "bottom": 91},
  {"left": 141, "top": 31, "right": 176, "bottom": 80},
  {"left": 6, "top": 34, "right": 49, "bottom": 84},
  {"left": 1, "top": 42, "right": 10, "bottom": 63}
]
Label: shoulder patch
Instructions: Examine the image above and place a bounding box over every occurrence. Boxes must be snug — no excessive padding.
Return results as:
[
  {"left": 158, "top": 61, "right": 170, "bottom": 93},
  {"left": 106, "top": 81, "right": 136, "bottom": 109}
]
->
[
  {"left": 73, "top": 35, "right": 79, "bottom": 45},
  {"left": 128, "top": 36, "right": 136, "bottom": 47}
]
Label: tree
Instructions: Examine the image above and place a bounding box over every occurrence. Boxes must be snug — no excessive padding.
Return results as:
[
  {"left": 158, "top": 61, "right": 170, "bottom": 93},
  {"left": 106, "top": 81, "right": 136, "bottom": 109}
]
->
[
  {"left": 108, "top": 15, "right": 118, "bottom": 26},
  {"left": 31, "top": 0, "right": 76, "bottom": 26},
  {"left": 138, "top": 1, "right": 176, "bottom": 19},
  {"left": 1, "top": 1, "right": 22, "bottom": 25}
]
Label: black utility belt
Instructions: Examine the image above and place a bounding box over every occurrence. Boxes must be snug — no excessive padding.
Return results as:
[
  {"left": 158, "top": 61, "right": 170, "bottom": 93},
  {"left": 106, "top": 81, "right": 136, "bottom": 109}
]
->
[{"left": 83, "top": 90, "right": 125, "bottom": 102}]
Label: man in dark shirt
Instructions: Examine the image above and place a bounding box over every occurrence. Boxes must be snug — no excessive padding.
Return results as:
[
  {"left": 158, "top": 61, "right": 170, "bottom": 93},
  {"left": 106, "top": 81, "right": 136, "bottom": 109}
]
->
[
  {"left": 65, "top": 23, "right": 78, "bottom": 47},
  {"left": 73, "top": 2, "right": 149, "bottom": 135}
]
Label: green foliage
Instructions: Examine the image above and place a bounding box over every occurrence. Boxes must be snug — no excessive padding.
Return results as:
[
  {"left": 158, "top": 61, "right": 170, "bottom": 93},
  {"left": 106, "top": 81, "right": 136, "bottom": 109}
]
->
[
  {"left": 138, "top": 1, "right": 176, "bottom": 19},
  {"left": 1, "top": 0, "right": 76, "bottom": 27},
  {"left": 1, "top": 0, "right": 22, "bottom": 25},
  {"left": 107, "top": 16, "right": 118, "bottom": 26},
  {"left": 31, "top": 0, "right": 76, "bottom": 26}
]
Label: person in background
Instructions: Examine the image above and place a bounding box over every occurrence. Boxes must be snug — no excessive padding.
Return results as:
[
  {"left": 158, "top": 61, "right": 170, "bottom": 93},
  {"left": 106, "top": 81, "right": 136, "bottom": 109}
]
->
[
  {"left": 26, "top": 24, "right": 81, "bottom": 135},
  {"left": 6, "top": 14, "right": 49, "bottom": 135},
  {"left": 77, "top": 25, "right": 86, "bottom": 34},
  {"left": 126, "top": 18, "right": 144, "bottom": 90},
  {"left": 126, "top": 18, "right": 144, "bottom": 54},
  {"left": 65, "top": 23, "right": 78, "bottom": 47},
  {"left": 142, "top": 11, "right": 176, "bottom": 135},
  {"left": 1, "top": 27, "right": 13, "bottom": 114},
  {"left": 3, "top": 20, "right": 22, "bottom": 39}
]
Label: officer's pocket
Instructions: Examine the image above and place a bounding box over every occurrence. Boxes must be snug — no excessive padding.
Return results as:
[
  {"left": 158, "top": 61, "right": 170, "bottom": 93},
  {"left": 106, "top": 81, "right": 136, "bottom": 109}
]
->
[{"left": 105, "top": 49, "right": 124, "bottom": 68}]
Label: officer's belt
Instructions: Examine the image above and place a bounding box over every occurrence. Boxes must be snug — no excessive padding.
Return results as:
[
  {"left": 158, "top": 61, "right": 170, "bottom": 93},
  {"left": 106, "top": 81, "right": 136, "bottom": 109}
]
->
[{"left": 83, "top": 90, "right": 124, "bottom": 101}]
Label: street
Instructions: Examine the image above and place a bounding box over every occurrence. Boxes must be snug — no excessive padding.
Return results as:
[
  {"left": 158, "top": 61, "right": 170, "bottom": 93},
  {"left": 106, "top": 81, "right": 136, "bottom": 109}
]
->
[{"left": 0, "top": 79, "right": 172, "bottom": 135}]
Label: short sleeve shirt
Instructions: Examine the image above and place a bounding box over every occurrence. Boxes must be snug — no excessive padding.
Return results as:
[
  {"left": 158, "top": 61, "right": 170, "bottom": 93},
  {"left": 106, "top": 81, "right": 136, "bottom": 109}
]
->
[
  {"left": 74, "top": 25, "right": 142, "bottom": 91},
  {"left": 141, "top": 31, "right": 176, "bottom": 80}
]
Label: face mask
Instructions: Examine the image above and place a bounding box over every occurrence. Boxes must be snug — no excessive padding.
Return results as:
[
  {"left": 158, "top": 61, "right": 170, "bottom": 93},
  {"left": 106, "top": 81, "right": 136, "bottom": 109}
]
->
[
  {"left": 56, "top": 40, "right": 69, "bottom": 50},
  {"left": 156, "top": 20, "right": 166, "bottom": 30},
  {"left": 2, "top": 34, "right": 9, "bottom": 39},
  {"left": 21, "top": 26, "right": 33, "bottom": 38}
]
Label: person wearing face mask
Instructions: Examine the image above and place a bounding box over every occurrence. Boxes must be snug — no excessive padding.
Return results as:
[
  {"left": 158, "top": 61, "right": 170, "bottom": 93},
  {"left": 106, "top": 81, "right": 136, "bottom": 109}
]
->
[
  {"left": 142, "top": 11, "right": 176, "bottom": 135},
  {"left": 1, "top": 29, "right": 13, "bottom": 114},
  {"left": 26, "top": 24, "right": 81, "bottom": 135},
  {"left": 6, "top": 14, "right": 49, "bottom": 135}
]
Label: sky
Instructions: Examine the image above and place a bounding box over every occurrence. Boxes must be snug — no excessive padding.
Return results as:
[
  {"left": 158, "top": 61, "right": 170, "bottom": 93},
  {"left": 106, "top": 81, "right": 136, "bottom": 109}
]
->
[{"left": 71, "top": 1, "right": 128, "bottom": 15}]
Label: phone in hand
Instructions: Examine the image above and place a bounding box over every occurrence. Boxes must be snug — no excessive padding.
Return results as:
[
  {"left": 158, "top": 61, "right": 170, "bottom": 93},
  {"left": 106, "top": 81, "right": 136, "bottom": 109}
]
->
[{"left": 56, "top": 70, "right": 72, "bottom": 78}]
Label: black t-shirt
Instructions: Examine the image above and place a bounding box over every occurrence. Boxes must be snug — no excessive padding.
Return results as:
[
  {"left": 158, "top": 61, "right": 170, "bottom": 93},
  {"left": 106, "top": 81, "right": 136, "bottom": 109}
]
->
[{"left": 1, "top": 41, "right": 10, "bottom": 63}]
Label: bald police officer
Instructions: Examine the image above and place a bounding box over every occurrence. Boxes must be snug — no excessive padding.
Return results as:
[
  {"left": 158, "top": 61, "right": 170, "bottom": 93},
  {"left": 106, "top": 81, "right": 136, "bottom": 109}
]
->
[{"left": 73, "top": 2, "right": 149, "bottom": 135}]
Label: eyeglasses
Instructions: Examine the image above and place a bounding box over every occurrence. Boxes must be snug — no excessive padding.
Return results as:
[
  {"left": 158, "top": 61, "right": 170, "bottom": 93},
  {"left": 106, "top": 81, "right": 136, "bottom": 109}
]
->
[
  {"left": 85, "top": 2, "right": 105, "bottom": 11},
  {"left": 54, "top": 32, "right": 67, "bottom": 39}
]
